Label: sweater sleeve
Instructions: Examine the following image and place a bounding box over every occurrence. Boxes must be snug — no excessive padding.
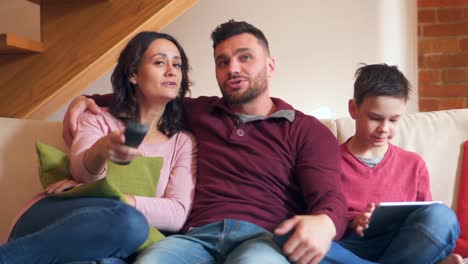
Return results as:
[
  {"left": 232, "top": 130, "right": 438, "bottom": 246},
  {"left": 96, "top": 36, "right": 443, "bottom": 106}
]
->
[
  {"left": 134, "top": 132, "right": 197, "bottom": 232},
  {"left": 69, "top": 111, "right": 112, "bottom": 183},
  {"left": 339, "top": 142, "right": 364, "bottom": 223},
  {"left": 416, "top": 157, "right": 432, "bottom": 201},
  {"left": 295, "top": 119, "right": 348, "bottom": 240},
  {"left": 89, "top": 93, "right": 113, "bottom": 107}
]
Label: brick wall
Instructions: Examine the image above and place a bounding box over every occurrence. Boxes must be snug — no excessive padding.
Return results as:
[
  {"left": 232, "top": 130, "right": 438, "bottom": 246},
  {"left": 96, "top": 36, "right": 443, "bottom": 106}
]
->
[{"left": 418, "top": 0, "right": 468, "bottom": 111}]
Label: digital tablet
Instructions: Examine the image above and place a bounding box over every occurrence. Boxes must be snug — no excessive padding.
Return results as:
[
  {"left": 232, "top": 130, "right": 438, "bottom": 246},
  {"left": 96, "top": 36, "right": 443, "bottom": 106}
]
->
[{"left": 365, "top": 201, "right": 442, "bottom": 235}]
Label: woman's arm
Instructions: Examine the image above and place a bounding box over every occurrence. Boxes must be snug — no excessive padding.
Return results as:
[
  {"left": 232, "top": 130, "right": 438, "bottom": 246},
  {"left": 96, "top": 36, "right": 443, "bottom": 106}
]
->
[
  {"left": 133, "top": 132, "right": 197, "bottom": 232},
  {"left": 70, "top": 110, "right": 142, "bottom": 183},
  {"left": 69, "top": 111, "right": 110, "bottom": 183}
]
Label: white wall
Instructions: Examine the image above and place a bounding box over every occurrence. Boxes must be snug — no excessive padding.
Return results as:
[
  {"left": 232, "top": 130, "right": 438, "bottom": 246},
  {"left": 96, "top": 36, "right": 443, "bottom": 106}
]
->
[
  {"left": 0, "top": 0, "right": 41, "bottom": 41},
  {"left": 49, "top": 0, "right": 418, "bottom": 120}
]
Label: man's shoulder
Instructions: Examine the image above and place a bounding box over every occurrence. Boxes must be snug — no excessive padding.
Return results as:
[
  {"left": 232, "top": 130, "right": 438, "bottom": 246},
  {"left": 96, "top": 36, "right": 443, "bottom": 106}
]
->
[
  {"left": 293, "top": 110, "right": 333, "bottom": 133},
  {"left": 271, "top": 98, "right": 323, "bottom": 126},
  {"left": 289, "top": 112, "right": 340, "bottom": 153},
  {"left": 183, "top": 96, "right": 220, "bottom": 105}
]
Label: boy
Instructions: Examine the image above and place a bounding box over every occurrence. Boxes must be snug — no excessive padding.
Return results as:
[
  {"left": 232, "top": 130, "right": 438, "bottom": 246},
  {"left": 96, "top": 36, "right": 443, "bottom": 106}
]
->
[{"left": 338, "top": 63, "right": 462, "bottom": 263}]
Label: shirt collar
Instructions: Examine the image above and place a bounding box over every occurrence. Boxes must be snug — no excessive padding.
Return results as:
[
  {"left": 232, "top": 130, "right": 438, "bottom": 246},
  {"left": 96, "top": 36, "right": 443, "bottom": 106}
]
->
[{"left": 211, "top": 97, "right": 295, "bottom": 123}]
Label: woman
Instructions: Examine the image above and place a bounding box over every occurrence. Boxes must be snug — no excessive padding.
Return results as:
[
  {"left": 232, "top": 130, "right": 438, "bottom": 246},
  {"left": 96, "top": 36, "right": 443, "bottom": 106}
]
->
[{"left": 0, "top": 31, "right": 196, "bottom": 263}]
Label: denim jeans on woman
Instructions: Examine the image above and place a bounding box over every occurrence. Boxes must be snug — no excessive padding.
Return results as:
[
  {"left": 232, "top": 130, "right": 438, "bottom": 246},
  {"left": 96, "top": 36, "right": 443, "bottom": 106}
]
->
[
  {"left": 0, "top": 197, "right": 148, "bottom": 264},
  {"left": 337, "top": 203, "right": 460, "bottom": 264},
  {"left": 134, "top": 219, "right": 375, "bottom": 264}
]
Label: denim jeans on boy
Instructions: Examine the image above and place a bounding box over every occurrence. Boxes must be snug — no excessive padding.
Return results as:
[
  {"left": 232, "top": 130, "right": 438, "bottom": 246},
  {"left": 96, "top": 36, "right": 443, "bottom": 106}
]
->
[
  {"left": 337, "top": 203, "right": 460, "bottom": 264},
  {"left": 134, "top": 219, "right": 375, "bottom": 264},
  {"left": 0, "top": 196, "right": 148, "bottom": 264}
]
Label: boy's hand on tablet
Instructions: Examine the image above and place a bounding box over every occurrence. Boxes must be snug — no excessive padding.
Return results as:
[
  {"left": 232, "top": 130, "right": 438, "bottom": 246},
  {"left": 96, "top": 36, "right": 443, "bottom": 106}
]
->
[{"left": 350, "top": 202, "right": 375, "bottom": 237}]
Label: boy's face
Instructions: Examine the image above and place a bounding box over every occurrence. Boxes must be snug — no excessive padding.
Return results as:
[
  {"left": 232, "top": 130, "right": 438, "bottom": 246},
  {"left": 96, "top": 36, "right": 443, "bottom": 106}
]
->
[{"left": 349, "top": 96, "right": 406, "bottom": 149}]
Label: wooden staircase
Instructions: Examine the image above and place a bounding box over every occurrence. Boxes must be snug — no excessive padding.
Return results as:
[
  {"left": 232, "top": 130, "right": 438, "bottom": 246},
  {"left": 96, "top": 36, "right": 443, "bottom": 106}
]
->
[
  {"left": 0, "top": 33, "right": 44, "bottom": 53},
  {"left": 0, "top": 0, "right": 196, "bottom": 119}
]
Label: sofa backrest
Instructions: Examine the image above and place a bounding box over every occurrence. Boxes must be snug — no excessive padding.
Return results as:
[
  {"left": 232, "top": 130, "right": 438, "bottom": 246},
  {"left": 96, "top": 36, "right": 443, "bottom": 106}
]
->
[
  {"left": 0, "top": 117, "right": 66, "bottom": 241},
  {"left": 333, "top": 108, "right": 468, "bottom": 209},
  {"left": 0, "top": 108, "right": 467, "bottom": 241}
]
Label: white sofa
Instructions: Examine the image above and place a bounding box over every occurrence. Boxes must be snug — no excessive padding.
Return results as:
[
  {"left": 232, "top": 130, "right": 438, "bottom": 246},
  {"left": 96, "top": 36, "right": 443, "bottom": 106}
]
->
[{"left": 1, "top": 108, "right": 468, "bottom": 251}]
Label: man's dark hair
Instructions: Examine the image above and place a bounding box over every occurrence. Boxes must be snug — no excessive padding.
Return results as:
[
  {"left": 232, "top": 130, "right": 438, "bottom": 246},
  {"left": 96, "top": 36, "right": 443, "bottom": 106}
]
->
[
  {"left": 353, "top": 63, "right": 411, "bottom": 105},
  {"left": 110, "top": 31, "right": 191, "bottom": 137},
  {"left": 211, "top": 19, "right": 270, "bottom": 54}
]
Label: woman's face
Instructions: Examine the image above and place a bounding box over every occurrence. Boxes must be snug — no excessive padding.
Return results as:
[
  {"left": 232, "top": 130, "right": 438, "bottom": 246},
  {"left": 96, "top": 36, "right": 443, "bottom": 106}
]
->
[{"left": 131, "top": 38, "right": 183, "bottom": 106}]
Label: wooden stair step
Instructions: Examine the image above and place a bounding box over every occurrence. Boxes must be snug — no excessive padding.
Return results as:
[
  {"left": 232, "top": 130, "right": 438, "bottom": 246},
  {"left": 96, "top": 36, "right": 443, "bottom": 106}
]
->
[
  {"left": 0, "top": 33, "right": 45, "bottom": 54},
  {"left": 0, "top": 0, "right": 196, "bottom": 118},
  {"left": 26, "top": 0, "right": 41, "bottom": 4}
]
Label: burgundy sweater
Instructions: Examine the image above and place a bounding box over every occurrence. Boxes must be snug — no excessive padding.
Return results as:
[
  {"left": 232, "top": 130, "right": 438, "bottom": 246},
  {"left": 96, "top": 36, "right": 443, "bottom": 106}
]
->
[
  {"left": 340, "top": 140, "right": 431, "bottom": 223},
  {"left": 93, "top": 95, "right": 348, "bottom": 239}
]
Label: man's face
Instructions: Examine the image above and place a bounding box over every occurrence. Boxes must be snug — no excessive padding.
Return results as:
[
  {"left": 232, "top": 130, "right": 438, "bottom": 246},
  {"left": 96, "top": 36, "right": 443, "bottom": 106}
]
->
[
  {"left": 213, "top": 33, "right": 274, "bottom": 105},
  {"left": 349, "top": 96, "right": 406, "bottom": 149}
]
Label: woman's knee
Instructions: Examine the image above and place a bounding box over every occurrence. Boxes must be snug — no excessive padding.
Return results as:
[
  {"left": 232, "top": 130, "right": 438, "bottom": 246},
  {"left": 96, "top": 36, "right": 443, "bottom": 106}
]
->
[{"left": 106, "top": 201, "right": 149, "bottom": 247}]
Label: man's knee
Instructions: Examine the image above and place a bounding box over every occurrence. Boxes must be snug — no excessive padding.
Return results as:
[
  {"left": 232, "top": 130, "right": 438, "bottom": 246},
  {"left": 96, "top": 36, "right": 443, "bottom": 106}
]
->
[
  {"left": 225, "top": 237, "right": 289, "bottom": 264},
  {"left": 135, "top": 236, "right": 214, "bottom": 264}
]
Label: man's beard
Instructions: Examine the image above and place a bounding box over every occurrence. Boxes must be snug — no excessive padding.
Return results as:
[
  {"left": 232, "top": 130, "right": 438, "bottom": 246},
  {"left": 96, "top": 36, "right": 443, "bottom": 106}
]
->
[{"left": 221, "top": 67, "right": 268, "bottom": 105}]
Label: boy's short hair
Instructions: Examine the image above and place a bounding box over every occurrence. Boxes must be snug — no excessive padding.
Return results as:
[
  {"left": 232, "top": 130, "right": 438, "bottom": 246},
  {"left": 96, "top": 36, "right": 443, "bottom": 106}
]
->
[
  {"left": 353, "top": 63, "right": 411, "bottom": 105},
  {"left": 211, "top": 19, "right": 270, "bottom": 54}
]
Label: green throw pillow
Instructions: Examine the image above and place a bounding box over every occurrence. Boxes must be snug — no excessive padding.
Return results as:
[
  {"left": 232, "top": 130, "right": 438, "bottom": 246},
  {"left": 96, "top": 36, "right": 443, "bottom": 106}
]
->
[{"left": 35, "top": 141, "right": 165, "bottom": 251}]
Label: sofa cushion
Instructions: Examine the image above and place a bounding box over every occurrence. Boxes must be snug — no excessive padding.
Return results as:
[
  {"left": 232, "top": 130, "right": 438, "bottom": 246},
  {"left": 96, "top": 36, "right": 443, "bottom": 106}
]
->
[
  {"left": 36, "top": 141, "right": 165, "bottom": 251},
  {"left": 36, "top": 142, "right": 72, "bottom": 189}
]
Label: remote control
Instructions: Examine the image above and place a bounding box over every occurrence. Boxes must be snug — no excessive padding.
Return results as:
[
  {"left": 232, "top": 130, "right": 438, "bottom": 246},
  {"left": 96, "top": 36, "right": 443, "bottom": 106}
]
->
[
  {"left": 124, "top": 121, "right": 148, "bottom": 147},
  {"left": 116, "top": 120, "right": 148, "bottom": 165}
]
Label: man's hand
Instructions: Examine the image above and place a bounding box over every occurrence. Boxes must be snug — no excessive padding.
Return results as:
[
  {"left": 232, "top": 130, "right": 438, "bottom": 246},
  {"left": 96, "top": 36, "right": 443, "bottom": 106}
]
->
[
  {"left": 274, "top": 214, "right": 336, "bottom": 264},
  {"left": 63, "top": 96, "right": 101, "bottom": 147},
  {"left": 349, "top": 203, "right": 375, "bottom": 237}
]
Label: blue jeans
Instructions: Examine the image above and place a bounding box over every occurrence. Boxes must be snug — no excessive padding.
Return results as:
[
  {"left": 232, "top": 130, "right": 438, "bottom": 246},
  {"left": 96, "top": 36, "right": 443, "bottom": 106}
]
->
[
  {"left": 134, "top": 219, "right": 373, "bottom": 264},
  {"left": 337, "top": 203, "right": 460, "bottom": 264},
  {"left": 0, "top": 197, "right": 149, "bottom": 264}
]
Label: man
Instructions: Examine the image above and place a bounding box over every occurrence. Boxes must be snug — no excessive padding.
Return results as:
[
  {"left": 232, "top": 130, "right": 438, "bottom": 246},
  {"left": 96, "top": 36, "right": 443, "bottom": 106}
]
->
[{"left": 63, "top": 20, "right": 365, "bottom": 264}]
